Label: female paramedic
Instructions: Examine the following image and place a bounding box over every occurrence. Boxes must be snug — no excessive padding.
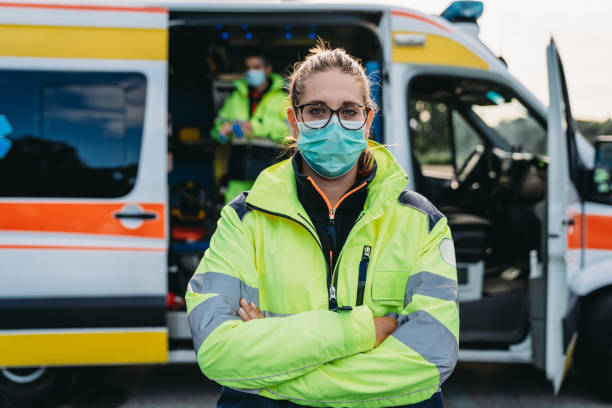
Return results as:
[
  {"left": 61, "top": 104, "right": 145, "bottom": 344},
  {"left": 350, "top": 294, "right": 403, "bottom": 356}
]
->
[{"left": 186, "top": 42, "right": 459, "bottom": 408}]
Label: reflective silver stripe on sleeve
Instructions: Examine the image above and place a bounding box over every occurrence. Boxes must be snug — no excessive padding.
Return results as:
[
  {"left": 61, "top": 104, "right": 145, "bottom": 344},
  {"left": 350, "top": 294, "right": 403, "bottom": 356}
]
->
[
  {"left": 189, "top": 294, "right": 240, "bottom": 352},
  {"left": 241, "top": 281, "right": 259, "bottom": 307},
  {"left": 263, "top": 311, "right": 292, "bottom": 318},
  {"left": 262, "top": 384, "right": 439, "bottom": 404},
  {"left": 393, "top": 310, "right": 457, "bottom": 384},
  {"left": 188, "top": 272, "right": 259, "bottom": 306},
  {"left": 187, "top": 272, "right": 259, "bottom": 351},
  {"left": 228, "top": 387, "right": 261, "bottom": 395},
  {"left": 404, "top": 271, "right": 458, "bottom": 307}
]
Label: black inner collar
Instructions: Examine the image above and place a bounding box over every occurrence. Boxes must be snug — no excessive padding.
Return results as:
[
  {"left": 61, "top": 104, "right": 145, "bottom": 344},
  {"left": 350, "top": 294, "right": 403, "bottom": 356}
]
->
[{"left": 292, "top": 151, "right": 377, "bottom": 276}]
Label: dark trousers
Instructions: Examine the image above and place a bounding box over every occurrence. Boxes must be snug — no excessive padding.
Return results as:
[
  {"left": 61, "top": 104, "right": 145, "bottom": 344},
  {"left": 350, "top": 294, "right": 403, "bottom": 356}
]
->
[
  {"left": 227, "top": 144, "right": 281, "bottom": 181},
  {"left": 217, "top": 387, "right": 444, "bottom": 408}
]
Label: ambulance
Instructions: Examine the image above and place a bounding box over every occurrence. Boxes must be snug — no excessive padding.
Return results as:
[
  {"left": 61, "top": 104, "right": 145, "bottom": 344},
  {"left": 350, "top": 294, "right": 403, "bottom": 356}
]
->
[{"left": 1, "top": 0, "right": 611, "bottom": 405}]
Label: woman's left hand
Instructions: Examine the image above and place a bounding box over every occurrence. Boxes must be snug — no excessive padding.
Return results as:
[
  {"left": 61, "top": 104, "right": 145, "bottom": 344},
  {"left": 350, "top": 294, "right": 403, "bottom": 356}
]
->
[{"left": 238, "top": 298, "right": 264, "bottom": 321}]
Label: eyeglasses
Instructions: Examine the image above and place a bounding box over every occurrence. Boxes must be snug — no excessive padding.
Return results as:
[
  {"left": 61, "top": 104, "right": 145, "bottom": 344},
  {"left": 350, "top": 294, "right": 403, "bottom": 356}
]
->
[{"left": 294, "top": 103, "right": 371, "bottom": 130}]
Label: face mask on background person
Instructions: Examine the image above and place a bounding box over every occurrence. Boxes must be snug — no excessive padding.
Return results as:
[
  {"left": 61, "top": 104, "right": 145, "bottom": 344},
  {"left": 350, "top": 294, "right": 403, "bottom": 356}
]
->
[
  {"left": 297, "top": 116, "right": 368, "bottom": 179},
  {"left": 246, "top": 69, "right": 267, "bottom": 87}
]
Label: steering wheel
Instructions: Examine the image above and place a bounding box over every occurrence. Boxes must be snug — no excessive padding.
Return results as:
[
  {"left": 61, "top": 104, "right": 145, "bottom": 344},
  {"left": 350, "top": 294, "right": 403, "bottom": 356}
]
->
[{"left": 451, "top": 145, "right": 505, "bottom": 215}]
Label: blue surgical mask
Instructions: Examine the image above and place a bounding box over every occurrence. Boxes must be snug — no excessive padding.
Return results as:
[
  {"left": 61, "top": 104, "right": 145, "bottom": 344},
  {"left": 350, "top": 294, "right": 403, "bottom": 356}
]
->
[
  {"left": 245, "top": 69, "right": 266, "bottom": 87},
  {"left": 297, "top": 116, "right": 368, "bottom": 179}
]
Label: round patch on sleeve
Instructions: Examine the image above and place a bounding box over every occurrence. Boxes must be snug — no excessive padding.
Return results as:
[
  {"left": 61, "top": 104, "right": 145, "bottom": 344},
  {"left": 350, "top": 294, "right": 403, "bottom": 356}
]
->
[{"left": 439, "top": 238, "right": 456, "bottom": 267}]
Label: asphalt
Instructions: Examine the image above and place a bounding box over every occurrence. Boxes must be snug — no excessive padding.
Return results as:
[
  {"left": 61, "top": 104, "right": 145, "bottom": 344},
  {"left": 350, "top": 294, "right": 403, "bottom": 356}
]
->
[{"left": 57, "top": 362, "right": 610, "bottom": 408}]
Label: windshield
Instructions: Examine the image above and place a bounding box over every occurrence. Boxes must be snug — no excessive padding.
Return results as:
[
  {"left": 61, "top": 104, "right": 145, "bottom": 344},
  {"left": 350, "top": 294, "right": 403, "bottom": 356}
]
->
[{"left": 472, "top": 96, "right": 546, "bottom": 155}]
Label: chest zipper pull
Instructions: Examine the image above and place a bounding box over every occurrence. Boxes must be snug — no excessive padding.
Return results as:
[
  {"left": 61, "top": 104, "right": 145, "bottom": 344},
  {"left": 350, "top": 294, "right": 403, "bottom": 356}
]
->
[
  {"left": 356, "top": 245, "right": 371, "bottom": 306},
  {"left": 327, "top": 210, "right": 338, "bottom": 310},
  {"left": 329, "top": 286, "right": 338, "bottom": 309}
]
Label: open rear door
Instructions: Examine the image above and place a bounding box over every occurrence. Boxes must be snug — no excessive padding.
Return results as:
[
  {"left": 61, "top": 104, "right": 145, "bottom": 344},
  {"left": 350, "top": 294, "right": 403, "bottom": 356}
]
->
[
  {"left": 545, "top": 38, "right": 582, "bottom": 393},
  {"left": 0, "top": 3, "right": 169, "bottom": 367}
]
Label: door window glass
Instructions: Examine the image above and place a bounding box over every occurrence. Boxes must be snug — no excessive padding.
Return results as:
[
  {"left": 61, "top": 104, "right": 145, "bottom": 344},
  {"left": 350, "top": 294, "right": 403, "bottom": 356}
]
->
[
  {"left": 0, "top": 71, "right": 146, "bottom": 197},
  {"left": 472, "top": 97, "right": 545, "bottom": 154}
]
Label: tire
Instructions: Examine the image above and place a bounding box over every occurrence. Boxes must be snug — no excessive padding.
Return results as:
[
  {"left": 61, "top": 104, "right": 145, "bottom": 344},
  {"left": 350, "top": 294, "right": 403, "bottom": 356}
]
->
[
  {"left": 575, "top": 286, "right": 612, "bottom": 402},
  {"left": 0, "top": 367, "right": 79, "bottom": 408}
]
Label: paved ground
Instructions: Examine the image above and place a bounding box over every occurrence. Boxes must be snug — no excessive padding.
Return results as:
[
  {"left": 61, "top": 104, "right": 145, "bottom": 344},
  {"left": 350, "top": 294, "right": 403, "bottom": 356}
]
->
[{"left": 57, "top": 362, "right": 610, "bottom": 408}]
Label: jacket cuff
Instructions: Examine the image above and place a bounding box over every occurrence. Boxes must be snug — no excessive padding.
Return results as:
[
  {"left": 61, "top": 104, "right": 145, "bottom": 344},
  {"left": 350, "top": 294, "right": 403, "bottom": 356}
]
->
[{"left": 338, "top": 305, "right": 375, "bottom": 355}]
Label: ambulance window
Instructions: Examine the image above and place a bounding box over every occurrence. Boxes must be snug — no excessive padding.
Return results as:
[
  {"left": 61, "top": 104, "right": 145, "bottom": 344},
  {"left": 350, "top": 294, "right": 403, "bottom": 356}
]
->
[
  {"left": 472, "top": 97, "right": 546, "bottom": 155},
  {"left": 43, "top": 85, "right": 127, "bottom": 169},
  {"left": 0, "top": 71, "right": 146, "bottom": 198}
]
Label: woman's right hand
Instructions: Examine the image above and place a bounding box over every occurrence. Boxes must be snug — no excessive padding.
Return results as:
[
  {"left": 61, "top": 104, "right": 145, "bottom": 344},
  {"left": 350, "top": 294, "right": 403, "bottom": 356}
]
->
[
  {"left": 220, "top": 122, "right": 233, "bottom": 137},
  {"left": 238, "top": 298, "right": 264, "bottom": 321},
  {"left": 373, "top": 316, "right": 397, "bottom": 347}
]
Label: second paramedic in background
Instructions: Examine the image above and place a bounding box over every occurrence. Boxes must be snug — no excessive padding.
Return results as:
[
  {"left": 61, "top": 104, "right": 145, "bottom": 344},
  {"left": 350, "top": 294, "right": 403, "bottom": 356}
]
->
[{"left": 211, "top": 54, "right": 289, "bottom": 202}]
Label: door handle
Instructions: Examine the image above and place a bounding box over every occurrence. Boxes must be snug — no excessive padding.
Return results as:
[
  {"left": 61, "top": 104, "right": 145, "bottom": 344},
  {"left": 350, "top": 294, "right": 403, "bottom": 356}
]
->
[
  {"left": 562, "top": 218, "right": 575, "bottom": 226},
  {"left": 114, "top": 211, "right": 157, "bottom": 220}
]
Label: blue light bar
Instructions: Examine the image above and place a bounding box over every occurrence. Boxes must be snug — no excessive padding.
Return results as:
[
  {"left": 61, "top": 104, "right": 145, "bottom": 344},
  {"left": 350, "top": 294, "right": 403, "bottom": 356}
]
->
[
  {"left": 285, "top": 32, "right": 293, "bottom": 40},
  {"left": 221, "top": 32, "right": 229, "bottom": 40},
  {"left": 441, "top": 1, "right": 483, "bottom": 23},
  {"left": 245, "top": 32, "right": 253, "bottom": 40}
]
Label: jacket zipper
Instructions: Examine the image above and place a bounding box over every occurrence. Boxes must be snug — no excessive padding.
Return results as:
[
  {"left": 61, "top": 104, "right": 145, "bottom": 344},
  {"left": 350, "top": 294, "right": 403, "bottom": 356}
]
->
[
  {"left": 329, "top": 244, "right": 371, "bottom": 306},
  {"left": 328, "top": 209, "right": 368, "bottom": 303},
  {"left": 356, "top": 245, "right": 371, "bottom": 306},
  {"left": 307, "top": 177, "right": 367, "bottom": 309}
]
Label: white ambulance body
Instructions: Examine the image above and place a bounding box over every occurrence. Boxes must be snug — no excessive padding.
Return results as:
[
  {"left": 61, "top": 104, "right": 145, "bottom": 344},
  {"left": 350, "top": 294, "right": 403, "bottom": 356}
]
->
[{"left": 0, "top": 0, "right": 611, "bottom": 403}]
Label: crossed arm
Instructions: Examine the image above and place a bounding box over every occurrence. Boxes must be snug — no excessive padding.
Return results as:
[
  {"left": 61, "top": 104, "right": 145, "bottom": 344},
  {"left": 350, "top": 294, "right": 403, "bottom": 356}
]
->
[{"left": 238, "top": 298, "right": 398, "bottom": 347}]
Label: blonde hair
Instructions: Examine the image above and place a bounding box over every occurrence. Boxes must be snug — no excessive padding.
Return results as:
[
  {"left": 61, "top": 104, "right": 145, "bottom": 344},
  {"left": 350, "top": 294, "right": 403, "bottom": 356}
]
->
[{"left": 285, "top": 39, "right": 377, "bottom": 178}]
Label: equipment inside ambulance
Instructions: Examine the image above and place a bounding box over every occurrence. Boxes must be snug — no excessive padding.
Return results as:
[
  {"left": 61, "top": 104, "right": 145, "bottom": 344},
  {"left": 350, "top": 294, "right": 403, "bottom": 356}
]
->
[{"left": 1, "top": 1, "right": 612, "bottom": 406}]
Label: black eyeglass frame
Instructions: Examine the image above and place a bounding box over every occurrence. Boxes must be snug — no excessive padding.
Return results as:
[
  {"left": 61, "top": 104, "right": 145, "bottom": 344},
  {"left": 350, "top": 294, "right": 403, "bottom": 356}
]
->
[{"left": 294, "top": 103, "right": 371, "bottom": 130}]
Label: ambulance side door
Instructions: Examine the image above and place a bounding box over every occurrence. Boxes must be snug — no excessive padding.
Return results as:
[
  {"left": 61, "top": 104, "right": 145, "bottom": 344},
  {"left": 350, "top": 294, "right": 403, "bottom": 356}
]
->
[
  {"left": 545, "top": 38, "right": 582, "bottom": 393},
  {"left": 0, "top": 3, "right": 170, "bottom": 367}
]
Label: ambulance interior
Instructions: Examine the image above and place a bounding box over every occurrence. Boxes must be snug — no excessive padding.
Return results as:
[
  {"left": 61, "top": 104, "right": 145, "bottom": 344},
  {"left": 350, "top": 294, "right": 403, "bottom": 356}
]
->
[
  {"left": 409, "top": 75, "right": 548, "bottom": 347},
  {"left": 166, "top": 12, "right": 384, "bottom": 310}
]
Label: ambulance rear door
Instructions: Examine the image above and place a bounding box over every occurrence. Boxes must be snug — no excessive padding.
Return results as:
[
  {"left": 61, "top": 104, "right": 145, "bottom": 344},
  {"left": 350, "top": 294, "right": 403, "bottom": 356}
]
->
[
  {"left": 0, "top": 2, "right": 170, "bottom": 367},
  {"left": 545, "top": 38, "right": 583, "bottom": 393}
]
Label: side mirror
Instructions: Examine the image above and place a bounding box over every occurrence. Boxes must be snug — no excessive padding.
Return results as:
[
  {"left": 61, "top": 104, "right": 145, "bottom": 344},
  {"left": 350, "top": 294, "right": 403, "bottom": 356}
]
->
[{"left": 592, "top": 136, "right": 612, "bottom": 196}]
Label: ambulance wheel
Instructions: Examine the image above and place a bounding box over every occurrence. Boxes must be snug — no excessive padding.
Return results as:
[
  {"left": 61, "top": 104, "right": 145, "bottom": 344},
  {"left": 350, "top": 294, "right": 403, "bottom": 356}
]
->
[
  {"left": 575, "top": 286, "right": 612, "bottom": 401},
  {"left": 0, "top": 367, "right": 79, "bottom": 408}
]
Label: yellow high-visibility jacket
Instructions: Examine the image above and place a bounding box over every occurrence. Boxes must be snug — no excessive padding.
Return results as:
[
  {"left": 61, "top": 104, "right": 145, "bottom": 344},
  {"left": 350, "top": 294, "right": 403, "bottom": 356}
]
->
[
  {"left": 186, "top": 142, "right": 459, "bottom": 407},
  {"left": 210, "top": 72, "right": 289, "bottom": 143}
]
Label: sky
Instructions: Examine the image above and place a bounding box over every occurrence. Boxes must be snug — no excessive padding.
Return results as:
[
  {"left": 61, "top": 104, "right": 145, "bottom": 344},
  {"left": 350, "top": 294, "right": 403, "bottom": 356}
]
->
[{"left": 402, "top": 0, "right": 612, "bottom": 121}]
